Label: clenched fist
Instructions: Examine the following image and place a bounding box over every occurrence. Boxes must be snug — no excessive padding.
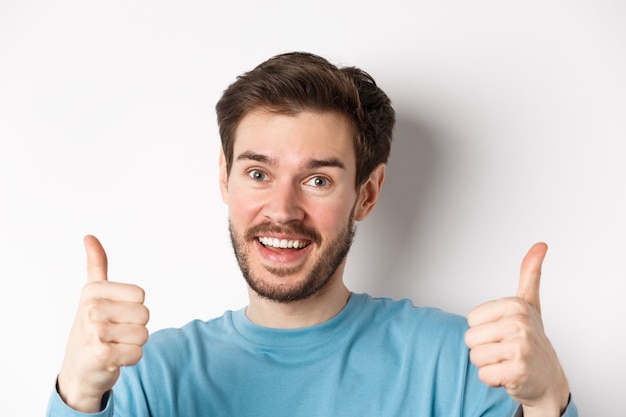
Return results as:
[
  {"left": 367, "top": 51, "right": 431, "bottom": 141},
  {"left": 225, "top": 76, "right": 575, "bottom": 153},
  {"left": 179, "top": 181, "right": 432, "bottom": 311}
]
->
[
  {"left": 465, "top": 243, "right": 570, "bottom": 417},
  {"left": 57, "top": 235, "right": 150, "bottom": 413}
]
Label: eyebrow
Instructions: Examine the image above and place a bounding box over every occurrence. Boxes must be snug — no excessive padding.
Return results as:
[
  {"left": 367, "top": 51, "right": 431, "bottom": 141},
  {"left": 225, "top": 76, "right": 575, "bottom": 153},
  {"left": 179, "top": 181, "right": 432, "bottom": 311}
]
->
[
  {"left": 236, "top": 151, "right": 346, "bottom": 170},
  {"left": 236, "top": 151, "right": 276, "bottom": 165}
]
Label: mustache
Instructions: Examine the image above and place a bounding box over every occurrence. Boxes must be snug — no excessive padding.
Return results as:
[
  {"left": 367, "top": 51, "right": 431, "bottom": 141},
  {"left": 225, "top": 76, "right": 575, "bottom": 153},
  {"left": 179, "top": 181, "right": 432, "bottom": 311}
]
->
[{"left": 244, "top": 222, "right": 322, "bottom": 246}]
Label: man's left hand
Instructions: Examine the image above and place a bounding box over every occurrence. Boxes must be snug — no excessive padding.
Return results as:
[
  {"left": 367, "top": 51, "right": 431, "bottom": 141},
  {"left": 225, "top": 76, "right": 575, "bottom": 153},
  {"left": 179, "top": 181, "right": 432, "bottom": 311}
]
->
[{"left": 465, "top": 242, "right": 570, "bottom": 417}]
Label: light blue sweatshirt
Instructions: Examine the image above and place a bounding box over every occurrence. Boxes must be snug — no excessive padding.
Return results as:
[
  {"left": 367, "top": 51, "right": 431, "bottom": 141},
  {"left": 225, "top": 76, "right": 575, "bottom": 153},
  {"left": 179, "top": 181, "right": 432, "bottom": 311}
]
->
[{"left": 47, "top": 293, "right": 578, "bottom": 416}]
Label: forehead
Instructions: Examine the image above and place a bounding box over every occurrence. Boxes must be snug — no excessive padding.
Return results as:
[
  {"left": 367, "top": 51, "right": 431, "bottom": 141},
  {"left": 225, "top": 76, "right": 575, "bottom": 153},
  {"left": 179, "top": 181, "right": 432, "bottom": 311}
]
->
[{"left": 233, "top": 109, "right": 356, "bottom": 167}]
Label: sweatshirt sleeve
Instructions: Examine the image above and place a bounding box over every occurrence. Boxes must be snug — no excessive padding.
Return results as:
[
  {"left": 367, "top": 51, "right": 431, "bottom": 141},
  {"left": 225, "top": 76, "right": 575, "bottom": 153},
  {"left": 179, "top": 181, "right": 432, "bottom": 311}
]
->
[
  {"left": 46, "top": 380, "right": 114, "bottom": 417},
  {"left": 512, "top": 394, "right": 579, "bottom": 417},
  {"left": 561, "top": 396, "right": 579, "bottom": 417}
]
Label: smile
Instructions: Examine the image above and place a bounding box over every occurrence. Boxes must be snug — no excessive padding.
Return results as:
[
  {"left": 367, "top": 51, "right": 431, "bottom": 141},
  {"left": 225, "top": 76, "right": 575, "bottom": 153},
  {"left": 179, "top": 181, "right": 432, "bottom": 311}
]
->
[{"left": 258, "top": 237, "right": 311, "bottom": 249}]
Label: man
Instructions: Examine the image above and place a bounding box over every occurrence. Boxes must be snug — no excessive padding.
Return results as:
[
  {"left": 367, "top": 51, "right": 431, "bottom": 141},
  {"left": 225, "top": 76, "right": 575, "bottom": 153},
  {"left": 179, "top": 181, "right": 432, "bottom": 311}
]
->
[{"left": 48, "top": 52, "right": 577, "bottom": 416}]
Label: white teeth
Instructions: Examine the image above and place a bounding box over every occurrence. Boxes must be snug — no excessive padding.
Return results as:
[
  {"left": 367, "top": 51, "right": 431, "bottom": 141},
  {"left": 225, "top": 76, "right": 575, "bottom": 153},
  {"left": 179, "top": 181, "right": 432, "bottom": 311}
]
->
[{"left": 259, "top": 237, "right": 308, "bottom": 249}]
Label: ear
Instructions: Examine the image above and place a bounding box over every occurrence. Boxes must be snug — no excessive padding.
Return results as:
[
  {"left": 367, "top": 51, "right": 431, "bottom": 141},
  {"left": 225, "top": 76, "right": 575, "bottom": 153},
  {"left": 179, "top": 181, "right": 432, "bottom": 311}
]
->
[
  {"left": 218, "top": 148, "right": 229, "bottom": 204},
  {"left": 354, "top": 163, "right": 385, "bottom": 221}
]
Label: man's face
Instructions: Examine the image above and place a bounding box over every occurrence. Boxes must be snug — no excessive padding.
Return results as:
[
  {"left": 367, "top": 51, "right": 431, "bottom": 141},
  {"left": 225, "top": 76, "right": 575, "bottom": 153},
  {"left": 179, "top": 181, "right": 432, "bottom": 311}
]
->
[{"left": 220, "top": 110, "right": 368, "bottom": 303}]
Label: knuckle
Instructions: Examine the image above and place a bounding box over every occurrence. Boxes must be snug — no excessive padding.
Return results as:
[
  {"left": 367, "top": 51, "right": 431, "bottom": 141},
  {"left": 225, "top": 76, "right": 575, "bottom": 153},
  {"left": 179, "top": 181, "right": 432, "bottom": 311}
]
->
[
  {"left": 506, "top": 317, "right": 526, "bottom": 334},
  {"left": 140, "top": 326, "right": 150, "bottom": 344},
  {"left": 464, "top": 329, "right": 479, "bottom": 349},
  {"left": 141, "top": 323, "right": 149, "bottom": 336},
  {"left": 81, "top": 281, "right": 100, "bottom": 299},
  {"left": 132, "top": 285, "right": 146, "bottom": 303},
  {"left": 511, "top": 317, "right": 532, "bottom": 340},
  {"left": 477, "top": 367, "right": 499, "bottom": 387},
  {"left": 466, "top": 312, "right": 478, "bottom": 327},
  {"left": 511, "top": 297, "right": 531, "bottom": 315},
  {"left": 92, "top": 341, "right": 114, "bottom": 363},
  {"left": 122, "top": 345, "right": 144, "bottom": 367},
  {"left": 90, "top": 321, "right": 109, "bottom": 341},
  {"left": 83, "top": 298, "right": 106, "bottom": 321},
  {"left": 468, "top": 347, "right": 480, "bottom": 365},
  {"left": 511, "top": 338, "right": 531, "bottom": 362},
  {"left": 130, "top": 325, "right": 149, "bottom": 344},
  {"left": 511, "top": 358, "right": 530, "bottom": 383},
  {"left": 139, "top": 305, "right": 150, "bottom": 325}
]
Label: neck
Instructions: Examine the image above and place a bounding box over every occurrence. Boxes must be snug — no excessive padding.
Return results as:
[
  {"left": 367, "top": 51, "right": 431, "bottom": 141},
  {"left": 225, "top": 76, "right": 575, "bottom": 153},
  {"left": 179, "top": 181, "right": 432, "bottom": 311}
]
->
[{"left": 245, "top": 278, "right": 351, "bottom": 329}]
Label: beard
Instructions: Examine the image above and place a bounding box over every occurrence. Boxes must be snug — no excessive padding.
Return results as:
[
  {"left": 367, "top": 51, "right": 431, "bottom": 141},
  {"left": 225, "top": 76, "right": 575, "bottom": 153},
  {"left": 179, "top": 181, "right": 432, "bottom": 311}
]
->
[{"left": 229, "top": 212, "right": 356, "bottom": 303}]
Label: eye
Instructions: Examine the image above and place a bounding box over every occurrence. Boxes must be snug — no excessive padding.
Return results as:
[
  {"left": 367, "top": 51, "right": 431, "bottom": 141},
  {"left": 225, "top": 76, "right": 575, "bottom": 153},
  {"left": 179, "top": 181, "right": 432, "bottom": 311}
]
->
[
  {"left": 305, "top": 176, "right": 331, "bottom": 188},
  {"left": 247, "top": 169, "right": 269, "bottom": 181}
]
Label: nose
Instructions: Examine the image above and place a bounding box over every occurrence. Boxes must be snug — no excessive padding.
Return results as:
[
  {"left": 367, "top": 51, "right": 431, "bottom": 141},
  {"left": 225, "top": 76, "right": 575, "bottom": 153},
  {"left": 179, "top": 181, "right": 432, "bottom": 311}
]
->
[{"left": 262, "top": 180, "right": 305, "bottom": 224}]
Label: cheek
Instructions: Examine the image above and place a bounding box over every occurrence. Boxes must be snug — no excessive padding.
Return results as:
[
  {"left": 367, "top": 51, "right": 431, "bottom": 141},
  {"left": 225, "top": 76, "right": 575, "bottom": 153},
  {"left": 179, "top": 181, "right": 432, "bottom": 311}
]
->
[
  {"left": 307, "top": 198, "right": 355, "bottom": 231},
  {"left": 226, "top": 186, "right": 262, "bottom": 223}
]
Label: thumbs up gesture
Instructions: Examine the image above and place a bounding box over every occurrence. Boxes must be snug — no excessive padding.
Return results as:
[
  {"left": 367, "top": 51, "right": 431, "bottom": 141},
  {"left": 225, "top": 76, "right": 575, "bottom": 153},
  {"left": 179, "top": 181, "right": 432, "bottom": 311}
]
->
[
  {"left": 465, "top": 243, "right": 570, "bottom": 417},
  {"left": 57, "top": 236, "right": 150, "bottom": 413}
]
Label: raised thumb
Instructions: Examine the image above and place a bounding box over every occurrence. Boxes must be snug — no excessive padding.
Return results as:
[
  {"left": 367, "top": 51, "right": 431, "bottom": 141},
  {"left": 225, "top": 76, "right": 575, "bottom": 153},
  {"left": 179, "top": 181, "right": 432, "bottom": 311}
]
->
[
  {"left": 84, "top": 234, "right": 108, "bottom": 282},
  {"left": 516, "top": 242, "right": 548, "bottom": 315}
]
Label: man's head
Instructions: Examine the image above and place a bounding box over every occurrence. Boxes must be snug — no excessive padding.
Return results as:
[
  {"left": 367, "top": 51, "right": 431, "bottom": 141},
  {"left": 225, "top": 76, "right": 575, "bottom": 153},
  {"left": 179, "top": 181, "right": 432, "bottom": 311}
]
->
[
  {"left": 216, "top": 52, "right": 395, "bottom": 188},
  {"left": 216, "top": 52, "right": 395, "bottom": 304}
]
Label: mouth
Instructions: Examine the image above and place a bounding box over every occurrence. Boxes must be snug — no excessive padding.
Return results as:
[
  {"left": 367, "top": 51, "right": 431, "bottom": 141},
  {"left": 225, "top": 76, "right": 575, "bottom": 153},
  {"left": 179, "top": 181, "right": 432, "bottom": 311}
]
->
[
  {"left": 257, "top": 237, "right": 311, "bottom": 250},
  {"left": 255, "top": 235, "right": 314, "bottom": 269}
]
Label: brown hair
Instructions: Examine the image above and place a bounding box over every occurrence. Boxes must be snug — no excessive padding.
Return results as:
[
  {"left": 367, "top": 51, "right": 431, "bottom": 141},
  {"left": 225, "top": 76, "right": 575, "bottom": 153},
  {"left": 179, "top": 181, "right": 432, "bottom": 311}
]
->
[{"left": 215, "top": 52, "right": 395, "bottom": 187}]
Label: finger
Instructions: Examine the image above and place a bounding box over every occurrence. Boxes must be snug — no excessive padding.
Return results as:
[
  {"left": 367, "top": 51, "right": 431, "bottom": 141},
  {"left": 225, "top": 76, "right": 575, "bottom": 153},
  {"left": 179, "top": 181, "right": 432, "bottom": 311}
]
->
[
  {"left": 84, "top": 235, "right": 108, "bottom": 283},
  {"left": 465, "top": 311, "right": 528, "bottom": 348},
  {"left": 95, "top": 342, "right": 145, "bottom": 370},
  {"left": 469, "top": 341, "right": 515, "bottom": 368},
  {"left": 467, "top": 299, "right": 502, "bottom": 327},
  {"left": 85, "top": 298, "right": 150, "bottom": 325},
  {"left": 113, "top": 343, "right": 145, "bottom": 368},
  {"left": 475, "top": 361, "right": 521, "bottom": 389},
  {"left": 82, "top": 281, "right": 146, "bottom": 304},
  {"left": 467, "top": 296, "right": 528, "bottom": 327},
  {"left": 516, "top": 242, "right": 547, "bottom": 315},
  {"left": 96, "top": 323, "right": 150, "bottom": 346}
]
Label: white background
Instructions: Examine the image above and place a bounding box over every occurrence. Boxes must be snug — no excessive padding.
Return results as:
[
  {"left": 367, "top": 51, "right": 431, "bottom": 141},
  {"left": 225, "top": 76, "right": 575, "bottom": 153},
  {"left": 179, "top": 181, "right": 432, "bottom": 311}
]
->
[{"left": 1, "top": 1, "right": 624, "bottom": 415}]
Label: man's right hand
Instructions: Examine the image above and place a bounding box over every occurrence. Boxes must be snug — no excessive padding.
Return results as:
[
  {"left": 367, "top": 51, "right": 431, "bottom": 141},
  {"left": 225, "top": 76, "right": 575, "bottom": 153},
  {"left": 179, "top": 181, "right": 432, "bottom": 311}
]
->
[{"left": 57, "top": 235, "right": 150, "bottom": 413}]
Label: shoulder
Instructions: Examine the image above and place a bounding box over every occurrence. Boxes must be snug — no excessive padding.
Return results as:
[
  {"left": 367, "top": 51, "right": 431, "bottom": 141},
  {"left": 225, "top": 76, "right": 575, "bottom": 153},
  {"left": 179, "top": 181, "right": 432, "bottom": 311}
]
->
[
  {"left": 348, "top": 294, "right": 474, "bottom": 383},
  {"left": 354, "top": 293, "right": 469, "bottom": 346},
  {"left": 358, "top": 293, "right": 467, "bottom": 327}
]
